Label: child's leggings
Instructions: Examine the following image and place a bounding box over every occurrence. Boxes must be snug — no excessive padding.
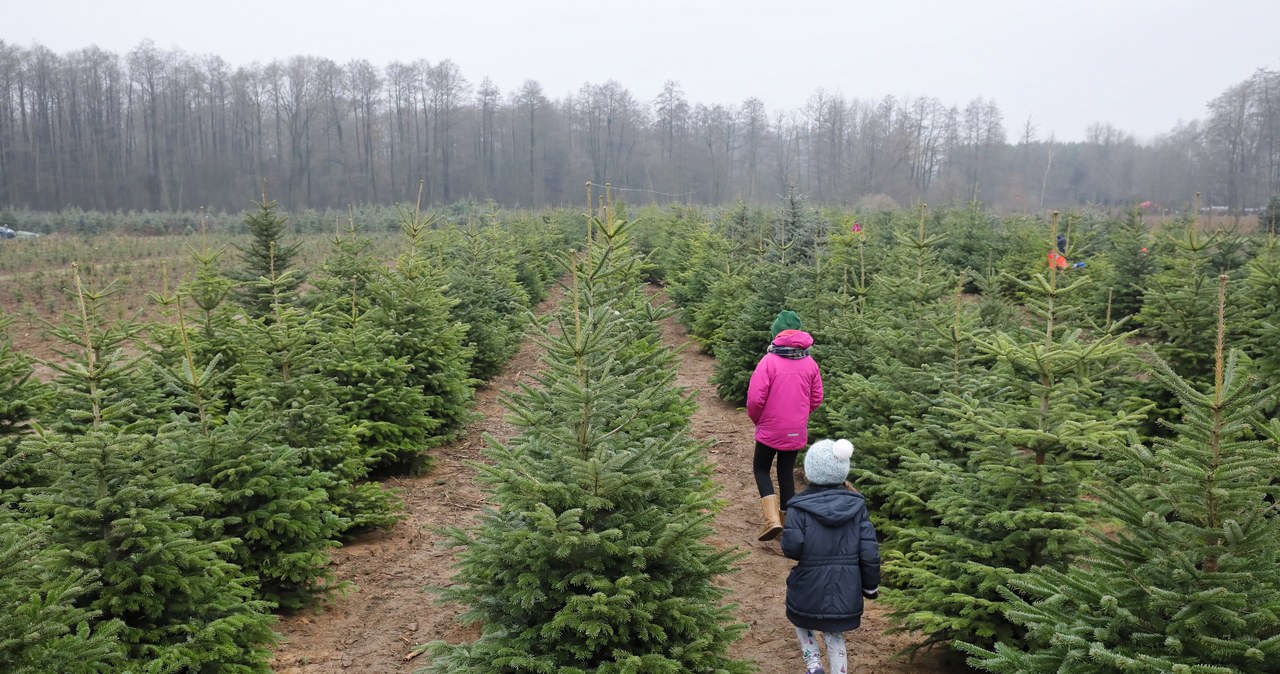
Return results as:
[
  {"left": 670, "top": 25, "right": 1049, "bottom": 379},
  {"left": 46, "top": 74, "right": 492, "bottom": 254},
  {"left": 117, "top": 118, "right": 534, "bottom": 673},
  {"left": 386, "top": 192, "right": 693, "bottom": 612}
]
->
[
  {"left": 752, "top": 441, "right": 797, "bottom": 507},
  {"left": 796, "top": 627, "right": 846, "bottom": 673}
]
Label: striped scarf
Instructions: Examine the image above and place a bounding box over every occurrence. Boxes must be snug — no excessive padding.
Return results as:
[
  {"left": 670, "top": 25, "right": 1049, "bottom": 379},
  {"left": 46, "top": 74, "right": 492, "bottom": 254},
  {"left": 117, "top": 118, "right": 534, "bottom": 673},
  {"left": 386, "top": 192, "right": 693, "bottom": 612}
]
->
[{"left": 768, "top": 345, "right": 810, "bottom": 359}]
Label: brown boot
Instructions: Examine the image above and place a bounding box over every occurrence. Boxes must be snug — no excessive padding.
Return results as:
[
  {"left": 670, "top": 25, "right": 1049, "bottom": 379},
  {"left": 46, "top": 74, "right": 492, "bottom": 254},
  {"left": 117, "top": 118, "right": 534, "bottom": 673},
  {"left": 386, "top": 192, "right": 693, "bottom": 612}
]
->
[{"left": 758, "top": 495, "right": 784, "bottom": 541}]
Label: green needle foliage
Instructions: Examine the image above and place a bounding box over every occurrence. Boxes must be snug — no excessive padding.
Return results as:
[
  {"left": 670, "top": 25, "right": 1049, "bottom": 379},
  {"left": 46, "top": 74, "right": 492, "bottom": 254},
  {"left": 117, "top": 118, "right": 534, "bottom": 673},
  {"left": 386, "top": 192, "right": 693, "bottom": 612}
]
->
[
  {"left": 709, "top": 191, "right": 823, "bottom": 403},
  {"left": 446, "top": 224, "right": 531, "bottom": 381},
  {"left": 510, "top": 215, "right": 560, "bottom": 305},
  {"left": 0, "top": 315, "right": 50, "bottom": 494},
  {"left": 1241, "top": 236, "right": 1280, "bottom": 392},
  {"left": 661, "top": 217, "right": 735, "bottom": 346},
  {"left": 0, "top": 514, "right": 125, "bottom": 673},
  {"left": 964, "top": 276, "right": 1280, "bottom": 674},
  {"left": 1138, "top": 219, "right": 1235, "bottom": 382},
  {"left": 364, "top": 209, "right": 475, "bottom": 471},
  {"left": 1101, "top": 207, "right": 1155, "bottom": 326},
  {"left": 178, "top": 238, "right": 246, "bottom": 407},
  {"left": 234, "top": 193, "right": 304, "bottom": 318},
  {"left": 42, "top": 274, "right": 162, "bottom": 436},
  {"left": 232, "top": 267, "right": 399, "bottom": 535},
  {"left": 424, "top": 217, "right": 749, "bottom": 674},
  {"left": 884, "top": 215, "right": 1148, "bottom": 654},
  {"left": 815, "top": 211, "right": 989, "bottom": 536},
  {"left": 311, "top": 222, "right": 446, "bottom": 476},
  {"left": 158, "top": 303, "right": 344, "bottom": 611},
  {"left": 19, "top": 268, "right": 277, "bottom": 672}
]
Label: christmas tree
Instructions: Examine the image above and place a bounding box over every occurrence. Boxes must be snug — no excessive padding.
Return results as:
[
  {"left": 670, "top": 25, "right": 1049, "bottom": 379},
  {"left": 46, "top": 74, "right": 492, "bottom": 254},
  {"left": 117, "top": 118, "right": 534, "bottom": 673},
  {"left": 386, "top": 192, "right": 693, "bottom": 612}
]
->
[
  {"left": 309, "top": 218, "right": 446, "bottom": 475},
  {"left": 41, "top": 273, "right": 163, "bottom": 436},
  {"left": 445, "top": 224, "right": 531, "bottom": 381},
  {"left": 0, "top": 514, "right": 124, "bottom": 673},
  {"left": 424, "top": 217, "right": 749, "bottom": 674},
  {"left": 20, "top": 268, "right": 278, "bottom": 671},
  {"left": 884, "top": 213, "right": 1147, "bottom": 654},
  {"left": 234, "top": 190, "right": 304, "bottom": 318},
  {"left": 0, "top": 314, "right": 50, "bottom": 494},
  {"left": 963, "top": 275, "right": 1280, "bottom": 673},
  {"left": 158, "top": 298, "right": 345, "bottom": 610},
  {"left": 232, "top": 261, "right": 399, "bottom": 535},
  {"left": 1241, "top": 235, "right": 1280, "bottom": 393},
  {"left": 361, "top": 206, "right": 475, "bottom": 471},
  {"left": 1101, "top": 207, "right": 1154, "bottom": 326}
]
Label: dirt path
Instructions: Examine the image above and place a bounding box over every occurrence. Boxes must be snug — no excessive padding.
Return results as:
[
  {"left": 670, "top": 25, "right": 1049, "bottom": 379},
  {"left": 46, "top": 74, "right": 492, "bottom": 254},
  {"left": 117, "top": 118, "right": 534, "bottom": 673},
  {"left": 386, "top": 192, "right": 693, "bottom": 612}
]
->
[
  {"left": 271, "top": 286, "right": 949, "bottom": 674},
  {"left": 651, "top": 297, "right": 949, "bottom": 674}
]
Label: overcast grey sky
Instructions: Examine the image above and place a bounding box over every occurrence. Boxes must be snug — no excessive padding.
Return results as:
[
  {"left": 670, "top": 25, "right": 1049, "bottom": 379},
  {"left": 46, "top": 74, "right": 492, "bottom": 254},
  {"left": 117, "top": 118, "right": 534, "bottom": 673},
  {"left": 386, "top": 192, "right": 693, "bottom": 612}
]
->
[{"left": 7, "top": 0, "right": 1279, "bottom": 142}]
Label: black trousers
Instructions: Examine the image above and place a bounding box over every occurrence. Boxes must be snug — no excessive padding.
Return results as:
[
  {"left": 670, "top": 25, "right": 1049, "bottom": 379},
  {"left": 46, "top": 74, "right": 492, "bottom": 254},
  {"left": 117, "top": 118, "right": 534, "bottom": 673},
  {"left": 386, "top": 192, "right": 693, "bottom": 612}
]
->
[{"left": 752, "top": 441, "right": 797, "bottom": 509}]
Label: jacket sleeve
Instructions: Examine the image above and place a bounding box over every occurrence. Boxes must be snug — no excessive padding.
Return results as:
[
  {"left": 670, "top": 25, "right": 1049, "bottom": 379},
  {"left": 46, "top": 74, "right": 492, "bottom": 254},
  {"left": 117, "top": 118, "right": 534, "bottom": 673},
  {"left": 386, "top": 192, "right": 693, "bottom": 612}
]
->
[
  {"left": 858, "top": 508, "right": 881, "bottom": 593},
  {"left": 809, "top": 364, "right": 824, "bottom": 412},
  {"left": 780, "top": 509, "right": 805, "bottom": 560},
  {"left": 746, "top": 356, "right": 771, "bottom": 424}
]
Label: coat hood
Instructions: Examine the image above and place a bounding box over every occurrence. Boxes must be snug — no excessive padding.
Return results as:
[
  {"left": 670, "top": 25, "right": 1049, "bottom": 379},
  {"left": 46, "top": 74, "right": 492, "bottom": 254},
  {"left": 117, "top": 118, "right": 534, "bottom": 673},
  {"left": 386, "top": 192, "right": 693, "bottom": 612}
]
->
[
  {"left": 786, "top": 486, "right": 864, "bottom": 527},
  {"left": 771, "top": 329, "right": 814, "bottom": 349}
]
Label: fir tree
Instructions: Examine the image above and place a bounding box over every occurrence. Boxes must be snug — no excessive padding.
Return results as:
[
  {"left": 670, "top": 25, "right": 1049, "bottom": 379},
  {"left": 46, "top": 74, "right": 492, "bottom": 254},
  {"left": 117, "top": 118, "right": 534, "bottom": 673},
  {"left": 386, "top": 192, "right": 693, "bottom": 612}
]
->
[
  {"left": 424, "top": 217, "right": 749, "bottom": 674},
  {"left": 1102, "top": 207, "right": 1155, "bottom": 326},
  {"left": 708, "top": 197, "right": 811, "bottom": 404},
  {"left": 963, "top": 275, "right": 1280, "bottom": 674},
  {"left": 0, "top": 315, "right": 51, "bottom": 494},
  {"left": 1138, "top": 216, "right": 1236, "bottom": 382},
  {"left": 861, "top": 205, "right": 955, "bottom": 370},
  {"left": 1261, "top": 193, "right": 1280, "bottom": 236},
  {"left": 363, "top": 207, "right": 475, "bottom": 468},
  {"left": 1241, "top": 236, "right": 1280, "bottom": 390},
  {"left": 663, "top": 218, "right": 731, "bottom": 325},
  {"left": 812, "top": 214, "right": 1003, "bottom": 552},
  {"left": 936, "top": 201, "right": 1003, "bottom": 290},
  {"left": 234, "top": 191, "right": 303, "bottom": 318},
  {"left": 445, "top": 224, "right": 531, "bottom": 381},
  {"left": 665, "top": 219, "right": 743, "bottom": 352},
  {"left": 159, "top": 299, "right": 345, "bottom": 611},
  {"left": 232, "top": 264, "right": 399, "bottom": 534},
  {"left": 308, "top": 218, "right": 446, "bottom": 474},
  {"left": 884, "top": 213, "right": 1148, "bottom": 654},
  {"left": 709, "top": 256, "right": 798, "bottom": 404},
  {"left": 800, "top": 219, "right": 876, "bottom": 379},
  {"left": 688, "top": 265, "right": 752, "bottom": 355},
  {"left": 510, "top": 215, "right": 560, "bottom": 305},
  {"left": 20, "top": 267, "right": 278, "bottom": 672},
  {"left": 41, "top": 273, "right": 163, "bottom": 436},
  {"left": 310, "top": 216, "right": 380, "bottom": 314},
  {"left": 0, "top": 513, "right": 125, "bottom": 673},
  {"left": 321, "top": 289, "right": 445, "bottom": 477},
  {"left": 1137, "top": 213, "right": 1243, "bottom": 429},
  {"left": 775, "top": 185, "right": 825, "bottom": 264},
  {"left": 180, "top": 235, "right": 245, "bottom": 408}
]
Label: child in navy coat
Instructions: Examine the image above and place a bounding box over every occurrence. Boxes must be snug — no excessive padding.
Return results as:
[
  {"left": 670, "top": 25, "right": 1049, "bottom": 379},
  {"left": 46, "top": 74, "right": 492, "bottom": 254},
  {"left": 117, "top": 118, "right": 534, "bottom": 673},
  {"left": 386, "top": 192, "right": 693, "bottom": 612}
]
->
[{"left": 781, "top": 439, "right": 881, "bottom": 674}]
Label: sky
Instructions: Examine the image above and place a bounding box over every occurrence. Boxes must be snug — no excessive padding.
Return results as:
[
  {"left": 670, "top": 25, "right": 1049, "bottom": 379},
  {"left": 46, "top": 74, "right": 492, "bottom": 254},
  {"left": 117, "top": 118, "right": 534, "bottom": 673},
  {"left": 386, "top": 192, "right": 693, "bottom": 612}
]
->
[{"left": 6, "top": 0, "right": 1280, "bottom": 143}]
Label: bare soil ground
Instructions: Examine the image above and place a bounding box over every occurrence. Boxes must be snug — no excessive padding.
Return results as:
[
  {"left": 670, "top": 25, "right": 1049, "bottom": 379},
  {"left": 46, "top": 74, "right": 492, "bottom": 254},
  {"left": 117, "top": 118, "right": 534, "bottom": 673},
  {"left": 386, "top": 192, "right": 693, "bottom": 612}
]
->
[{"left": 270, "top": 286, "right": 952, "bottom": 674}]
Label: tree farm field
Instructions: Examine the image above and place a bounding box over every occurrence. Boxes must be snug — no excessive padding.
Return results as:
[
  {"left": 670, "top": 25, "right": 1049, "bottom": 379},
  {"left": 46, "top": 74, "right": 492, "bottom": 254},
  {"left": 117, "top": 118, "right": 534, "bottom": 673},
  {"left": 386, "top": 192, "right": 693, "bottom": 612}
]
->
[
  {"left": 0, "top": 232, "right": 400, "bottom": 366},
  {"left": 5, "top": 200, "right": 1280, "bottom": 674}
]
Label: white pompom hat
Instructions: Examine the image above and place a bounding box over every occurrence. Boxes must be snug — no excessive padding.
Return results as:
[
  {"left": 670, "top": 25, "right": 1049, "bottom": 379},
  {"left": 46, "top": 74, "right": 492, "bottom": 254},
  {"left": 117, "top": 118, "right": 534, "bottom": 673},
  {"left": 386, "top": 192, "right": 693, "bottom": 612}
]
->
[{"left": 803, "top": 438, "right": 854, "bottom": 485}]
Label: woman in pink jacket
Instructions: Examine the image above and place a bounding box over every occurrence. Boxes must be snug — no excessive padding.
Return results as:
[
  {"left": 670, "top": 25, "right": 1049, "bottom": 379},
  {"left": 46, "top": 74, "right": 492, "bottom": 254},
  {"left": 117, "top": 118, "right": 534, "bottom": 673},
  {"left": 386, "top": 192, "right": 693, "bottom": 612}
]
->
[{"left": 747, "top": 310, "right": 824, "bottom": 541}]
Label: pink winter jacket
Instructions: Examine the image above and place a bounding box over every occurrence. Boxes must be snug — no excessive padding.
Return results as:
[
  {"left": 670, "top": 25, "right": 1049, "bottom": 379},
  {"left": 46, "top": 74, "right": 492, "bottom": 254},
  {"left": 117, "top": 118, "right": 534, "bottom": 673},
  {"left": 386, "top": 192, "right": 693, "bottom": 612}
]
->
[{"left": 746, "top": 330, "right": 824, "bottom": 451}]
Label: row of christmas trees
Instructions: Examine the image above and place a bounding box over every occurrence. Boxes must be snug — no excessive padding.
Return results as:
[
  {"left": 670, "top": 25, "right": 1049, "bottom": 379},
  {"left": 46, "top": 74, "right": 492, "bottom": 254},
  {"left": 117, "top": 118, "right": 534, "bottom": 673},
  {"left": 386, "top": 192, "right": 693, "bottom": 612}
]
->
[
  {"left": 420, "top": 213, "right": 751, "bottom": 672},
  {"left": 0, "top": 196, "right": 572, "bottom": 672},
  {"left": 644, "top": 194, "right": 1280, "bottom": 672}
]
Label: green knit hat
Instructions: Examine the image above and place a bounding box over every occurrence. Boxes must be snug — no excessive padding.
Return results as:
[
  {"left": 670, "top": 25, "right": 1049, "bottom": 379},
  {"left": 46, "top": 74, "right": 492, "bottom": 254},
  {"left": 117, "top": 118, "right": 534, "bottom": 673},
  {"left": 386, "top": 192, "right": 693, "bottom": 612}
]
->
[{"left": 770, "top": 310, "right": 802, "bottom": 339}]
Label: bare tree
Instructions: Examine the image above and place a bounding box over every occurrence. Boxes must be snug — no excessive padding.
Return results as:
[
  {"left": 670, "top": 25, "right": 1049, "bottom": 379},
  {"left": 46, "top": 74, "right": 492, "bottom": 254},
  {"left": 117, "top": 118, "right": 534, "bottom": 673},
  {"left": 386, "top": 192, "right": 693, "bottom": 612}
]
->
[{"left": 427, "top": 59, "right": 468, "bottom": 203}]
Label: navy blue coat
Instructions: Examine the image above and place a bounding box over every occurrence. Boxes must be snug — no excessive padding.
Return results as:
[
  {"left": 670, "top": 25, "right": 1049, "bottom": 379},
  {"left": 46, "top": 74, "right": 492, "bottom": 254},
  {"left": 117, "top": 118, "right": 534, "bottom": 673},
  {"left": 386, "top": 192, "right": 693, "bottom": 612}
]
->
[{"left": 781, "top": 485, "right": 881, "bottom": 632}]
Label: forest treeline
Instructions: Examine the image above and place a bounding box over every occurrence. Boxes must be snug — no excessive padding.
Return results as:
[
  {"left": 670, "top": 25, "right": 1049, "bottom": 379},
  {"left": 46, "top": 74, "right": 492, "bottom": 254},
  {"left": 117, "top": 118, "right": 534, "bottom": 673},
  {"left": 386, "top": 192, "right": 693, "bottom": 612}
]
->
[{"left": 2, "top": 39, "right": 1280, "bottom": 214}]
